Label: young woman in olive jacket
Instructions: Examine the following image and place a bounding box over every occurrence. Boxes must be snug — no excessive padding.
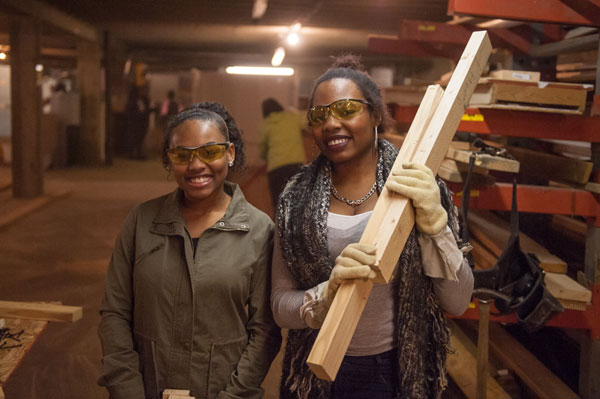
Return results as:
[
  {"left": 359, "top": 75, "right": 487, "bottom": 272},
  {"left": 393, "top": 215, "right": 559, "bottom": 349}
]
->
[{"left": 99, "top": 102, "right": 281, "bottom": 399}]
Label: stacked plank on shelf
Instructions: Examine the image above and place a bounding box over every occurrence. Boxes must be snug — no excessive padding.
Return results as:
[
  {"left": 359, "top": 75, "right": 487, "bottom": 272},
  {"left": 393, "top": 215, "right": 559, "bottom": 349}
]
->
[
  {"left": 440, "top": 141, "right": 518, "bottom": 184},
  {"left": 456, "top": 320, "right": 581, "bottom": 399},
  {"left": 381, "top": 137, "right": 514, "bottom": 184},
  {"left": 468, "top": 69, "right": 593, "bottom": 115},
  {"left": 556, "top": 49, "right": 598, "bottom": 83},
  {"left": 468, "top": 209, "right": 592, "bottom": 310}
]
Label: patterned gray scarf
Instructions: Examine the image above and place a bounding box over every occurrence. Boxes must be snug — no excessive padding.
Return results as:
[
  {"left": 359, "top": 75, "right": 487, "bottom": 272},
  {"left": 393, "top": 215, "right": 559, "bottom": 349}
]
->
[{"left": 277, "top": 139, "right": 460, "bottom": 399}]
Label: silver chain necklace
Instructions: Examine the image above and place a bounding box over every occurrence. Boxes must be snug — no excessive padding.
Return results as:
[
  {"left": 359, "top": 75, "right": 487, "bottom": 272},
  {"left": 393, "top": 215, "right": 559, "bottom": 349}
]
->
[{"left": 329, "top": 172, "right": 377, "bottom": 207}]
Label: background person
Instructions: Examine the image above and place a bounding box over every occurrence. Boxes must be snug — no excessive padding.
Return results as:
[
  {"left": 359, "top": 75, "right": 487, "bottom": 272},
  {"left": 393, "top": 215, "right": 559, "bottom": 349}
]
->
[
  {"left": 99, "top": 102, "right": 281, "bottom": 399},
  {"left": 258, "top": 97, "right": 307, "bottom": 207}
]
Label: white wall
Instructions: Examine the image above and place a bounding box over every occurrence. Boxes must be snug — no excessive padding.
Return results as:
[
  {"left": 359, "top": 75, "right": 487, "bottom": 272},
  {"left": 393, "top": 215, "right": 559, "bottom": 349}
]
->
[{"left": 192, "top": 71, "right": 298, "bottom": 167}]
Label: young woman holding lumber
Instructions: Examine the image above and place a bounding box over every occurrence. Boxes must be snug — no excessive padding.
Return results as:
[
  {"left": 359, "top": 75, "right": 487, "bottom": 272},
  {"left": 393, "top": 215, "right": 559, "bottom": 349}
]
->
[
  {"left": 271, "top": 56, "right": 474, "bottom": 399},
  {"left": 98, "top": 102, "right": 281, "bottom": 399}
]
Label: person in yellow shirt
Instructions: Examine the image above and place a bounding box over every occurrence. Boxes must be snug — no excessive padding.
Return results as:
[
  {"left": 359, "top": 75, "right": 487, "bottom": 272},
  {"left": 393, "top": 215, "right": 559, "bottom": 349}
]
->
[{"left": 258, "top": 98, "right": 307, "bottom": 207}]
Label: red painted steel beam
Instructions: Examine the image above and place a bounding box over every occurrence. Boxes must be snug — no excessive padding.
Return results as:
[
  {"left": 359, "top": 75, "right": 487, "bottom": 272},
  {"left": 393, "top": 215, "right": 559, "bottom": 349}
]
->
[
  {"left": 448, "top": 182, "right": 600, "bottom": 219},
  {"left": 398, "top": 19, "right": 532, "bottom": 54},
  {"left": 367, "top": 36, "right": 462, "bottom": 59},
  {"left": 448, "top": 0, "right": 598, "bottom": 26},
  {"left": 392, "top": 105, "right": 600, "bottom": 142},
  {"left": 559, "top": 0, "right": 600, "bottom": 25},
  {"left": 398, "top": 19, "right": 471, "bottom": 45},
  {"left": 453, "top": 284, "right": 600, "bottom": 339},
  {"left": 487, "top": 27, "right": 531, "bottom": 54}
]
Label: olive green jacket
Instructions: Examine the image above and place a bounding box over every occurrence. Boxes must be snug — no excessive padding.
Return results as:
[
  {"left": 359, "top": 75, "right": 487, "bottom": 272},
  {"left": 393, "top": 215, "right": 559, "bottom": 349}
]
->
[{"left": 98, "top": 182, "right": 281, "bottom": 399}]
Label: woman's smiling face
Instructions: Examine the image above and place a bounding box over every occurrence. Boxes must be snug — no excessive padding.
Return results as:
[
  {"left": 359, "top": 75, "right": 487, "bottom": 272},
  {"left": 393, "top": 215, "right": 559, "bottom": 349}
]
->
[
  {"left": 310, "top": 78, "right": 376, "bottom": 166},
  {"left": 169, "top": 119, "right": 234, "bottom": 204}
]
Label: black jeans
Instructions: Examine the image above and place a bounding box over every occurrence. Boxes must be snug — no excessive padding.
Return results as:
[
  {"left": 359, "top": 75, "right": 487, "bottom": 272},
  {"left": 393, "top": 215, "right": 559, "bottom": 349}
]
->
[{"left": 332, "top": 349, "right": 398, "bottom": 399}]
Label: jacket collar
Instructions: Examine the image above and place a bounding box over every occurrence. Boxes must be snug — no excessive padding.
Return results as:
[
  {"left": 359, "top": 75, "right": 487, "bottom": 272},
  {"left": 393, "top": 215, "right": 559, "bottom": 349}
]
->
[{"left": 151, "top": 181, "right": 251, "bottom": 235}]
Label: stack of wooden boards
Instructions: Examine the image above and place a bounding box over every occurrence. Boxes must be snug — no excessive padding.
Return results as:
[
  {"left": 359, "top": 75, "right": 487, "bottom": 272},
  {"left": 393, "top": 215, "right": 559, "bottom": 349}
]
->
[
  {"left": 556, "top": 48, "right": 597, "bottom": 83},
  {"left": 468, "top": 69, "right": 593, "bottom": 115},
  {"left": 468, "top": 209, "right": 591, "bottom": 310},
  {"left": 0, "top": 301, "right": 82, "bottom": 399},
  {"left": 447, "top": 318, "right": 582, "bottom": 399},
  {"left": 163, "top": 389, "right": 195, "bottom": 399}
]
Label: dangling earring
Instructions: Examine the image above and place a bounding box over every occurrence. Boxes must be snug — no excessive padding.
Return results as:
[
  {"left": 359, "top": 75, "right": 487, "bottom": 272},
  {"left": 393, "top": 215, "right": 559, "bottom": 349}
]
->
[
  {"left": 228, "top": 161, "right": 234, "bottom": 167},
  {"left": 374, "top": 125, "right": 378, "bottom": 148}
]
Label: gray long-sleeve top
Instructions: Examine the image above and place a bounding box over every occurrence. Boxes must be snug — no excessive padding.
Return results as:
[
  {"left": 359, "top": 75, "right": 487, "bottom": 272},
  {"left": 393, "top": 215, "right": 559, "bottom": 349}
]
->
[{"left": 271, "top": 210, "right": 474, "bottom": 356}]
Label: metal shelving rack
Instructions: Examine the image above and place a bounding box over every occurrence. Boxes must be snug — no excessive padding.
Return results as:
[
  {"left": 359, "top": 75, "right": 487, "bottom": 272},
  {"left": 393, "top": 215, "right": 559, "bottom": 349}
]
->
[{"left": 375, "top": 1, "right": 600, "bottom": 396}]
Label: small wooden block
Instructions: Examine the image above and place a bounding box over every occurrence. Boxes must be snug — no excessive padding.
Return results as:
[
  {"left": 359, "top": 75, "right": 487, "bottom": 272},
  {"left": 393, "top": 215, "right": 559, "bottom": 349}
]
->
[
  {"left": 0, "top": 301, "right": 82, "bottom": 323},
  {"left": 489, "top": 69, "right": 540, "bottom": 82},
  {"left": 163, "top": 389, "right": 191, "bottom": 399}
]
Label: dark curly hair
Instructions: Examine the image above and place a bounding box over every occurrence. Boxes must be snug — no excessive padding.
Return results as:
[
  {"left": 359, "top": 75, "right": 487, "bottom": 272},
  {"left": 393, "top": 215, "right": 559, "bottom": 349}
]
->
[
  {"left": 162, "top": 102, "right": 245, "bottom": 171},
  {"left": 309, "top": 54, "right": 391, "bottom": 131}
]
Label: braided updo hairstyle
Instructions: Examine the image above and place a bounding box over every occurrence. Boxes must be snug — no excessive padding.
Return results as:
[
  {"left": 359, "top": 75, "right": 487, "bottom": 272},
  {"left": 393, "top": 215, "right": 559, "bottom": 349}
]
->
[
  {"left": 309, "top": 54, "right": 391, "bottom": 131},
  {"left": 162, "top": 102, "right": 246, "bottom": 171}
]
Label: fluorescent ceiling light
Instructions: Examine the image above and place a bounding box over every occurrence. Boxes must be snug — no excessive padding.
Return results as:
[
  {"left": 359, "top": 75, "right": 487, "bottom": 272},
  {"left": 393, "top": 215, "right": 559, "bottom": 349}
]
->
[
  {"left": 271, "top": 47, "right": 285, "bottom": 66},
  {"left": 225, "top": 66, "right": 294, "bottom": 76}
]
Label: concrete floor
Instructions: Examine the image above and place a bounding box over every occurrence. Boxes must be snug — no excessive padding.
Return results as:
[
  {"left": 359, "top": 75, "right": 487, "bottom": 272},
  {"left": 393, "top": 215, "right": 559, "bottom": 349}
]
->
[{"left": 0, "top": 159, "right": 280, "bottom": 399}]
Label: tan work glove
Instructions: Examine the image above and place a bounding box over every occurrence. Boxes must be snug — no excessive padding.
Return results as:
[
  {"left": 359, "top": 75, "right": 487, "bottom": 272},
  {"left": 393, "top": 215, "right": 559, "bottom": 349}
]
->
[
  {"left": 323, "top": 243, "right": 377, "bottom": 306},
  {"left": 385, "top": 162, "right": 448, "bottom": 236}
]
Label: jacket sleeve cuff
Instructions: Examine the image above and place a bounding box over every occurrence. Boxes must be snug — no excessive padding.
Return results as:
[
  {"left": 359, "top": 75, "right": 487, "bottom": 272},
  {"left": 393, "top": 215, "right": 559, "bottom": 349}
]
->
[{"left": 100, "top": 378, "right": 145, "bottom": 399}]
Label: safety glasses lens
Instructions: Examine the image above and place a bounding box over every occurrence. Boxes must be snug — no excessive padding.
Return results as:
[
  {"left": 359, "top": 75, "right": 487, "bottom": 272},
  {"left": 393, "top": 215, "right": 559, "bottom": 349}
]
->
[
  {"left": 197, "top": 144, "right": 227, "bottom": 162},
  {"left": 331, "top": 100, "right": 363, "bottom": 119},
  {"left": 308, "top": 106, "right": 328, "bottom": 125},
  {"left": 167, "top": 143, "right": 229, "bottom": 165}
]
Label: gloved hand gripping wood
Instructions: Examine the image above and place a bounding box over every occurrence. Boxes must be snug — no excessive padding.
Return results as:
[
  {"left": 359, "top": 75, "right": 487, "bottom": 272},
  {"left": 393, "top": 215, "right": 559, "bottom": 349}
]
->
[
  {"left": 385, "top": 162, "right": 448, "bottom": 236},
  {"left": 323, "top": 243, "right": 377, "bottom": 306}
]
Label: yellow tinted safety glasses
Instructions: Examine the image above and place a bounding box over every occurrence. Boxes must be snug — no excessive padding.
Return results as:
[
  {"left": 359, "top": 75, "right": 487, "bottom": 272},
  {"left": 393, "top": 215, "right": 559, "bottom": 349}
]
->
[
  {"left": 307, "top": 98, "right": 370, "bottom": 126},
  {"left": 166, "top": 142, "right": 230, "bottom": 165}
]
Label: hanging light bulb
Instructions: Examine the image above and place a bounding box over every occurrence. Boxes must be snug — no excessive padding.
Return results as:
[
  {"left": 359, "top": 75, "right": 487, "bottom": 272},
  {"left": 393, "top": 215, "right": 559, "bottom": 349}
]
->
[
  {"left": 286, "top": 23, "right": 301, "bottom": 46},
  {"left": 271, "top": 47, "right": 285, "bottom": 67},
  {"left": 0, "top": 52, "right": 6, "bottom": 60},
  {"left": 286, "top": 32, "right": 299, "bottom": 46}
]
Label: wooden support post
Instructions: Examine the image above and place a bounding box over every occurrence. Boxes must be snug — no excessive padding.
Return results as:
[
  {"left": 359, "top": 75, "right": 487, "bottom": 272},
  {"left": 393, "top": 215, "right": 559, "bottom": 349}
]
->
[
  {"left": 476, "top": 300, "right": 491, "bottom": 399},
  {"left": 77, "top": 38, "right": 104, "bottom": 165},
  {"left": 9, "top": 15, "right": 43, "bottom": 198},
  {"left": 306, "top": 31, "right": 492, "bottom": 381}
]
